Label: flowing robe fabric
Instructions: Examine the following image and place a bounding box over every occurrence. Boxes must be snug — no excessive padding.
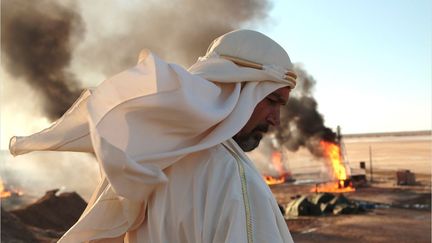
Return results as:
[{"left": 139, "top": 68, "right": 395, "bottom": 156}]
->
[
  {"left": 125, "top": 139, "right": 293, "bottom": 243},
  {"left": 10, "top": 50, "right": 293, "bottom": 242}
]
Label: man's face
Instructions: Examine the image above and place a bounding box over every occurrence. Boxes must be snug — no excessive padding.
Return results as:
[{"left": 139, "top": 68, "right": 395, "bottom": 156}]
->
[{"left": 233, "top": 86, "right": 290, "bottom": 152}]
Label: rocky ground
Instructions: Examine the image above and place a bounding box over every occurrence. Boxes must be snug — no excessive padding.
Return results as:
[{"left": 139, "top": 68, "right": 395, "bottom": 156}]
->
[{"left": 1, "top": 190, "right": 86, "bottom": 243}]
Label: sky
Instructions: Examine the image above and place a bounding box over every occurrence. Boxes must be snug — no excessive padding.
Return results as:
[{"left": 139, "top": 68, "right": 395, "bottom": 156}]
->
[
  {"left": 1, "top": 0, "right": 431, "bottom": 151},
  {"left": 258, "top": 0, "right": 431, "bottom": 134}
]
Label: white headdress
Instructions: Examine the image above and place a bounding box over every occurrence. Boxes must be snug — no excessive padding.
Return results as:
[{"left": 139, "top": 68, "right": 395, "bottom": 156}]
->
[{"left": 189, "top": 29, "right": 296, "bottom": 87}]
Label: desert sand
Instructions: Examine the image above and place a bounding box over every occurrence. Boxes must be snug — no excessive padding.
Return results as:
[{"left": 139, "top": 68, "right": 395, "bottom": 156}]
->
[{"left": 273, "top": 132, "right": 431, "bottom": 243}]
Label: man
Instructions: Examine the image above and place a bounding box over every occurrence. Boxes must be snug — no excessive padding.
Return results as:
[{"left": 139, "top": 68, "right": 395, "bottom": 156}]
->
[
  {"left": 233, "top": 86, "right": 290, "bottom": 152},
  {"left": 10, "top": 29, "right": 297, "bottom": 242}
]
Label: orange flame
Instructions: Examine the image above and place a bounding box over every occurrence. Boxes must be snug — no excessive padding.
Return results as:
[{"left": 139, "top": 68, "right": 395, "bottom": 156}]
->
[
  {"left": 263, "top": 175, "right": 285, "bottom": 185},
  {"left": 0, "top": 178, "right": 23, "bottom": 199},
  {"left": 312, "top": 141, "right": 355, "bottom": 193},
  {"left": 0, "top": 179, "right": 12, "bottom": 198},
  {"left": 263, "top": 151, "right": 290, "bottom": 186}
]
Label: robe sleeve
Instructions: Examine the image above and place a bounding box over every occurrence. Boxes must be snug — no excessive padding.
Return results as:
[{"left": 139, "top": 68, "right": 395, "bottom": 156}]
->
[{"left": 9, "top": 89, "right": 94, "bottom": 156}]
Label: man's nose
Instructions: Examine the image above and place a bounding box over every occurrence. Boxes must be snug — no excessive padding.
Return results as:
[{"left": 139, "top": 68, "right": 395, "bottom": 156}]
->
[{"left": 266, "top": 109, "right": 281, "bottom": 127}]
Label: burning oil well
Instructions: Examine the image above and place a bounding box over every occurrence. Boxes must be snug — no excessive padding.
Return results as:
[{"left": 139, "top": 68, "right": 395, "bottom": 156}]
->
[
  {"left": 259, "top": 66, "right": 355, "bottom": 193},
  {"left": 0, "top": 179, "right": 23, "bottom": 200},
  {"left": 311, "top": 128, "right": 355, "bottom": 193},
  {"left": 261, "top": 148, "right": 294, "bottom": 185}
]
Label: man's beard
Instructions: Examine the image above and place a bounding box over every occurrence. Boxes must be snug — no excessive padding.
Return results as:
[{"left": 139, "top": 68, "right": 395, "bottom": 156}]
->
[{"left": 233, "top": 124, "right": 269, "bottom": 152}]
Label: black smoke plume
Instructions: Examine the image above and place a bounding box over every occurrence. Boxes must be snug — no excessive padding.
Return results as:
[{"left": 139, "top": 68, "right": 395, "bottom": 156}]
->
[
  {"left": 273, "top": 65, "right": 337, "bottom": 157},
  {"left": 2, "top": 0, "right": 272, "bottom": 119},
  {"left": 1, "top": 0, "right": 85, "bottom": 120}
]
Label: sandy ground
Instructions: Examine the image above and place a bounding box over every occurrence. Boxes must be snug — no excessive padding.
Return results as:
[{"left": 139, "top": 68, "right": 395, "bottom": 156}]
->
[
  {"left": 270, "top": 133, "right": 431, "bottom": 243},
  {"left": 286, "top": 207, "right": 430, "bottom": 243},
  {"left": 270, "top": 177, "right": 431, "bottom": 243},
  {"left": 344, "top": 135, "right": 431, "bottom": 173}
]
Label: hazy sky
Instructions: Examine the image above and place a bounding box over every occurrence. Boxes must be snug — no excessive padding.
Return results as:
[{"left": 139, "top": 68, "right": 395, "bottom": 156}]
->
[{"left": 259, "top": 0, "right": 431, "bottom": 134}]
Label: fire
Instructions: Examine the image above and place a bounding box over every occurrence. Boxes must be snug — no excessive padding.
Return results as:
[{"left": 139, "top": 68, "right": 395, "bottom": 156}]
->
[
  {"left": 0, "top": 178, "right": 23, "bottom": 199},
  {"left": 263, "top": 151, "right": 290, "bottom": 186},
  {"left": 323, "top": 141, "right": 348, "bottom": 181},
  {"left": 312, "top": 141, "right": 355, "bottom": 193},
  {"left": 0, "top": 179, "right": 12, "bottom": 198},
  {"left": 263, "top": 175, "right": 285, "bottom": 185}
]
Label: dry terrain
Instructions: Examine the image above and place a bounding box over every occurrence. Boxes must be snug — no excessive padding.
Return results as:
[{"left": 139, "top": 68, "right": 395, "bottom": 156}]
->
[
  {"left": 271, "top": 132, "right": 431, "bottom": 243},
  {"left": 1, "top": 132, "right": 430, "bottom": 242}
]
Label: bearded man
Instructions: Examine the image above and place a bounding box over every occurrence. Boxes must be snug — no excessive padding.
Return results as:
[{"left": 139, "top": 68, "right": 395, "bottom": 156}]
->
[{"left": 10, "top": 29, "right": 297, "bottom": 243}]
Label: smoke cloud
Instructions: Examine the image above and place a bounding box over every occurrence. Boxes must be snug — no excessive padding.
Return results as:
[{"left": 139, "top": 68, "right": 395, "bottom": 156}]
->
[
  {"left": 1, "top": 0, "right": 335, "bottom": 166},
  {"left": 273, "top": 65, "right": 337, "bottom": 157},
  {"left": 1, "top": 0, "right": 274, "bottom": 199},
  {"left": 74, "top": 0, "right": 272, "bottom": 76},
  {"left": 1, "top": 0, "right": 85, "bottom": 120},
  {"left": 1, "top": 0, "right": 272, "bottom": 119}
]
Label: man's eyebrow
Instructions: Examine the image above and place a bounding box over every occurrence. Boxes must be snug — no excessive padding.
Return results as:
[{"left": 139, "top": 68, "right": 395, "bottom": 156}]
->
[{"left": 269, "top": 93, "right": 288, "bottom": 105}]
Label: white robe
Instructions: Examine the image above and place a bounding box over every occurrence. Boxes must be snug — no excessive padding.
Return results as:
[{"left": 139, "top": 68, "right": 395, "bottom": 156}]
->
[
  {"left": 10, "top": 49, "right": 295, "bottom": 243},
  {"left": 124, "top": 139, "right": 293, "bottom": 243}
]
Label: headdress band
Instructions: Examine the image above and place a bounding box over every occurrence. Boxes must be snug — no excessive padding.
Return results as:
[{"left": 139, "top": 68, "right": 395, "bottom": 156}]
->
[{"left": 219, "top": 54, "right": 297, "bottom": 85}]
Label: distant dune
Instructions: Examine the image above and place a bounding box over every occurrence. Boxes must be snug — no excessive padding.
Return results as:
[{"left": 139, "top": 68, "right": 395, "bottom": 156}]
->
[{"left": 343, "top": 130, "right": 431, "bottom": 138}]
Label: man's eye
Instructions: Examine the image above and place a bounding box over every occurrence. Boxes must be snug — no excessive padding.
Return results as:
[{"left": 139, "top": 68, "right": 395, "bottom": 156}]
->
[{"left": 267, "top": 98, "right": 278, "bottom": 105}]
